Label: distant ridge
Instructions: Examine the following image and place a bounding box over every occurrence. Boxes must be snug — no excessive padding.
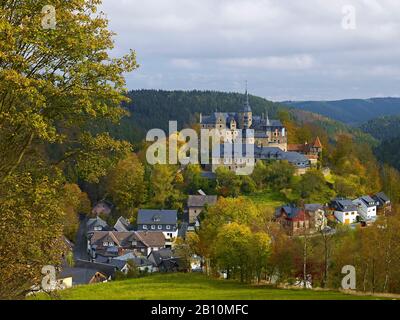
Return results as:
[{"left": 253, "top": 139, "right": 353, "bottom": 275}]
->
[{"left": 282, "top": 97, "right": 400, "bottom": 125}]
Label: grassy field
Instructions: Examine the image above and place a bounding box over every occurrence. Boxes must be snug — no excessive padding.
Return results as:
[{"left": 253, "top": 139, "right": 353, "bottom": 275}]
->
[
  {"left": 31, "top": 273, "right": 385, "bottom": 300},
  {"left": 244, "top": 190, "right": 286, "bottom": 210}
]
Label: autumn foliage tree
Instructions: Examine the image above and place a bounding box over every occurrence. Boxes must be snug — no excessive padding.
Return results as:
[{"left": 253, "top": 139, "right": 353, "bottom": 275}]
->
[{"left": 0, "top": 0, "right": 137, "bottom": 298}]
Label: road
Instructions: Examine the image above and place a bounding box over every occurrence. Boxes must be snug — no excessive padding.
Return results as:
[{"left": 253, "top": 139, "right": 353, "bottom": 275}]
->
[{"left": 73, "top": 214, "right": 90, "bottom": 261}]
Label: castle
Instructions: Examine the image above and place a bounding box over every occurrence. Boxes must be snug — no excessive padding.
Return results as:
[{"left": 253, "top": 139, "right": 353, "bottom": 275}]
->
[
  {"left": 200, "top": 91, "right": 288, "bottom": 151},
  {"left": 199, "top": 90, "right": 322, "bottom": 174}
]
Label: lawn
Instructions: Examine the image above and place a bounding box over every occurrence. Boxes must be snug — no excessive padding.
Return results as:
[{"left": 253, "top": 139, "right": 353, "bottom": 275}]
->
[
  {"left": 244, "top": 190, "right": 286, "bottom": 210},
  {"left": 31, "top": 273, "right": 385, "bottom": 300}
]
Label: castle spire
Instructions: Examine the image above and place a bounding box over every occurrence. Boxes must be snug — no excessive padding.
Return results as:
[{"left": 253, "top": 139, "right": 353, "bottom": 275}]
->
[{"left": 242, "top": 81, "right": 252, "bottom": 113}]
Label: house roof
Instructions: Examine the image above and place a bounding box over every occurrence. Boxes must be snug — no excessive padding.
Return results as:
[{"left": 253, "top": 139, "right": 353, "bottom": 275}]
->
[
  {"left": 277, "top": 205, "right": 310, "bottom": 222},
  {"left": 313, "top": 137, "right": 322, "bottom": 148},
  {"left": 305, "top": 203, "right": 324, "bottom": 212},
  {"left": 332, "top": 199, "right": 358, "bottom": 211},
  {"left": 114, "top": 255, "right": 153, "bottom": 267},
  {"left": 187, "top": 195, "right": 218, "bottom": 208},
  {"left": 148, "top": 248, "right": 173, "bottom": 266},
  {"left": 89, "top": 231, "right": 137, "bottom": 247},
  {"left": 114, "top": 216, "right": 132, "bottom": 232},
  {"left": 213, "top": 145, "right": 309, "bottom": 167},
  {"left": 114, "top": 252, "right": 140, "bottom": 261},
  {"left": 137, "top": 209, "right": 178, "bottom": 225},
  {"left": 75, "top": 259, "right": 116, "bottom": 278},
  {"left": 288, "top": 137, "right": 322, "bottom": 153},
  {"left": 87, "top": 216, "right": 110, "bottom": 232},
  {"left": 201, "top": 171, "right": 216, "bottom": 180},
  {"left": 108, "top": 259, "right": 129, "bottom": 270},
  {"left": 91, "top": 201, "right": 113, "bottom": 216},
  {"left": 135, "top": 231, "right": 166, "bottom": 247},
  {"left": 358, "top": 196, "right": 377, "bottom": 207},
  {"left": 374, "top": 192, "right": 390, "bottom": 203},
  {"left": 58, "top": 267, "right": 104, "bottom": 285}
]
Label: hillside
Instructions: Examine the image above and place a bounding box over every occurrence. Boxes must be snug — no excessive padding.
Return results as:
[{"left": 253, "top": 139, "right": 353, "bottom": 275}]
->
[
  {"left": 31, "top": 273, "right": 384, "bottom": 300},
  {"left": 99, "top": 90, "right": 375, "bottom": 146},
  {"left": 283, "top": 98, "right": 400, "bottom": 125},
  {"left": 360, "top": 116, "right": 400, "bottom": 170},
  {"left": 361, "top": 116, "right": 400, "bottom": 141}
]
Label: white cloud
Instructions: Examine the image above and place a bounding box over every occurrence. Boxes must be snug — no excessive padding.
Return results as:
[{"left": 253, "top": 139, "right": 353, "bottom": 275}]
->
[
  {"left": 100, "top": 0, "right": 400, "bottom": 100},
  {"left": 219, "top": 55, "right": 315, "bottom": 70}
]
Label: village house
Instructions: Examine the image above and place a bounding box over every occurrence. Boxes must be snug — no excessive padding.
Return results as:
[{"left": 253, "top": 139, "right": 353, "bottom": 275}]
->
[
  {"left": 112, "top": 252, "right": 155, "bottom": 273},
  {"left": 353, "top": 196, "right": 378, "bottom": 222},
  {"left": 330, "top": 199, "right": 359, "bottom": 224},
  {"left": 287, "top": 137, "right": 323, "bottom": 166},
  {"left": 304, "top": 203, "right": 328, "bottom": 231},
  {"left": 372, "top": 191, "right": 392, "bottom": 215},
  {"left": 187, "top": 194, "right": 217, "bottom": 225},
  {"left": 87, "top": 230, "right": 166, "bottom": 259},
  {"left": 87, "top": 216, "right": 111, "bottom": 234},
  {"left": 275, "top": 205, "right": 312, "bottom": 236},
  {"left": 75, "top": 259, "right": 116, "bottom": 280},
  {"left": 91, "top": 200, "right": 113, "bottom": 216},
  {"left": 114, "top": 216, "right": 133, "bottom": 232},
  {"left": 148, "top": 248, "right": 183, "bottom": 273},
  {"left": 58, "top": 268, "right": 108, "bottom": 287},
  {"left": 136, "top": 209, "right": 178, "bottom": 240}
]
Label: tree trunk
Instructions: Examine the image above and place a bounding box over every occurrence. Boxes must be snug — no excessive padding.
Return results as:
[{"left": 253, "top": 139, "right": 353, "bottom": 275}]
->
[{"left": 303, "top": 233, "right": 307, "bottom": 289}]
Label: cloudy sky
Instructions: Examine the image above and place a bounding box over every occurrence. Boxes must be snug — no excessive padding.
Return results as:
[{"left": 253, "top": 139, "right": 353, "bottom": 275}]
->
[{"left": 100, "top": 0, "right": 400, "bottom": 101}]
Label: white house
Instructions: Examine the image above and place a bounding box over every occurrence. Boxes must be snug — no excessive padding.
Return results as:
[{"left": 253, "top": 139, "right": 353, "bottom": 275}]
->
[
  {"left": 353, "top": 196, "right": 377, "bottom": 221},
  {"left": 330, "top": 199, "right": 359, "bottom": 224}
]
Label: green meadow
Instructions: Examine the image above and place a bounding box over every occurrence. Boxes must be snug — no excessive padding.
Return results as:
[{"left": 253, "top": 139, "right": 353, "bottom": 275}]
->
[{"left": 31, "top": 273, "right": 386, "bottom": 300}]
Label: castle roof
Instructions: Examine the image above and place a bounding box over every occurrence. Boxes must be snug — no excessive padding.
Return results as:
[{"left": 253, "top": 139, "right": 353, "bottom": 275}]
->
[
  {"left": 313, "top": 137, "right": 322, "bottom": 148},
  {"left": 242, "top": 91, "right": 252, "bottom": 113}
]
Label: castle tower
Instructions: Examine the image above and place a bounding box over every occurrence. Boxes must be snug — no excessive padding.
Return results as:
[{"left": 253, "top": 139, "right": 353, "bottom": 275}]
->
[{"left": 240, "top": 84, "right": 252, "bottom": 129}]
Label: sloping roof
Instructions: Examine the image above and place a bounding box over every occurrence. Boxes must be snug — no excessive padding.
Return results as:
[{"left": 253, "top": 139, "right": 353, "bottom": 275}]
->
[
  {"left": 114, "top": 252, "right": 140, "bottom": 261},
  {"left": 114, "top": 216, "right": 132, "bottom": 232},
  {"left": 58, "top": 267, "right": 103, "bottom": 285},
  {"left": 287, "top": 144, "right": 304, "bottom": 152},
  {"left": 312, "top": 137, "right": 322, "bottom": 148},
  {"left": 75, "top": 259, "right": 116, "bottom": 278},
  {"left": 277, "top": 205, "right": 310, "bottom": 222},
  {"left": 108, "top": 259, "right": 129, "bottom": 270},
  {"left": 201, "top": 171, "right": 216, "bottom": 180},
  {"left": 359, "top": 195, "right": 377, "bottom": 207},
  {"left": 332, "top": 199, "right": 358, "bottom": 211},
  {"left": 135, "top": 231, "right": 166, "bottom": 247},
  {"left": 137, "top": 209, "right": 178, "bottom": 225},
  {"left": 91, "top": 201, "right": 113, "bottom": 216},
  {"left": 305, "top": 203, "right": 324, "bottom": 212},
  {"left": 149, "top": 248, "right": 173, "bottom": 266},
  {"left": 178, "top": 222, "right": 188, "bottom": 238},
  {"left": 87, "top": 216, "right": 110, "bottom": 232},
  {"left": 374, "top": 192, "right": 390, "bottom": 203},
  {"left": 89, "top": 231, "right": 137, "bottom": 247},
  {"left": 187, "top": 195, "right": 218, "bottom": 208}
]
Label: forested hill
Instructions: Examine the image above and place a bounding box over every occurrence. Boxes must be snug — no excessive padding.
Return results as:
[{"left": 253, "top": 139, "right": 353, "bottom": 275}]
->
[
  {"left": 103, "top": 90, "right": 372, "bottom": 146},
  {"left": 360, "top": 116, "right": 400, "bottom": 171},
  {"left": 113, "top": 90, "right": 281, "bottom": 142},
  {"left": 283, "top": 97, "right": 400, "bottom": 125},
  {"left": 361, "top": 116, "right": 400, "bottom": 141}
]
